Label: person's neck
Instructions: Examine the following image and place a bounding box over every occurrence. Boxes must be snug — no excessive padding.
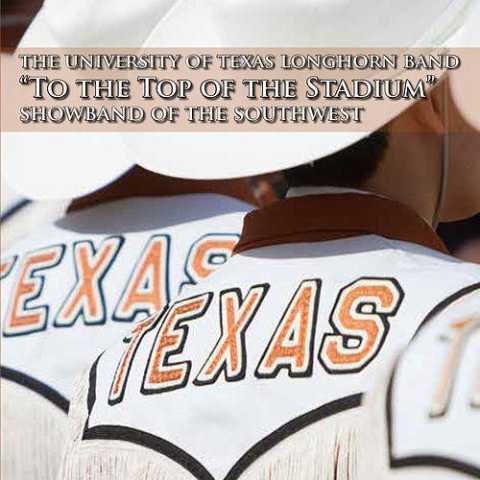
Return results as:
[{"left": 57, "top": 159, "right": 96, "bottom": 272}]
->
[{"left": 362, "top": 132, "right": 443, "bottom": 226}]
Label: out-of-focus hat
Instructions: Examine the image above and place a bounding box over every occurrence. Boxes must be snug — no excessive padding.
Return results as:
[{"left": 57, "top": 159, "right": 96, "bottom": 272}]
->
[
  {"left": 4, "top": 0, "right": 177, "bottom": 200},
  {"left": 125, "top": 0, "right": 480, "bottom": 179}
]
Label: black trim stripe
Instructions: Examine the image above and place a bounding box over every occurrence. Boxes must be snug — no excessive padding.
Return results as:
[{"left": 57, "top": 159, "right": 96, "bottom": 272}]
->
[
  {"left": 87, "top": 354, "right": 102, "bottom": 414},
  {"left": 84, "top": 424, "right": 215, "bottom": 480},
  {"left": 0, "top": 199, "right": 31, "bottom": 223},
  {"left": 83, "top": 352, "right": 213, "bottom": 480},
  {"left": 83, "top": 391, "right": 362, "bottom": 480},
  {"left": 83, "top": 329, "right": 363, "bottom": 479},
  {"left": 414, "top": 282, "right": 480, "bottom": 336},
  {"left": 391, "top": 454, "right": 480, "bottom": 477},
  {"left": 0, "top": 366, "right": 69, "bottom": 413},
  {"left": 224, "top": 393, "right": 362, "bottom": 480}
]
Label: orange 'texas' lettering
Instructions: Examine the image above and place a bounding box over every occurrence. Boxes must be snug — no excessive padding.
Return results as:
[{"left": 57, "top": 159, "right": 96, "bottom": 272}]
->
[
  {"left": 142, "top": 293, "right": 212, "bottom": 394},
  {"left": 429, "top": 316, "right": 480, "bottom": 418},
  {"left": 256, "top": 279, "right": 321, "bottom": 378},
  {"left": 55, "top": 237, "right": 123, "bottom": 326},
  {"left": 184, "top": 234, "right": 238, "bottom": 287},
  {"left": 114, "top": 235, "right": 170, "bottom": 323},
  {"left": 195, "top": 284, "right": 269, "bottom": 385},
  {"left": 1, "top": 256, "right": 17, "bottom": 280},
  {"left": 108, "top": 313, "right": 161, "bottom": 405},
  {"left": 319, "top": 278, "right": 403, "bottom": 373},
  {"left": 4, "top": 246, "right": 64, "bottom": 336}
]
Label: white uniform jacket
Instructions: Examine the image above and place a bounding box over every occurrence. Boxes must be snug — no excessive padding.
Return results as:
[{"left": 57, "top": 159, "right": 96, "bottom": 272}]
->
[
  {"left": 362, "top": 280, "right": 479, "bottom": 480},
  {"left": 1, "top": 194, "right": 250, "bottom": 479},
  {"left": 59, "top": 191, "right": 480, "bottom": 480}
]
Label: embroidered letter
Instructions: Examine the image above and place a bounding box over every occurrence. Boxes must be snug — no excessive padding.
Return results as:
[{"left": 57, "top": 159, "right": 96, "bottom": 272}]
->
[
  {"left": 114, "top": 235, "right": 170, "bottom": 323},
  {"left": 1, "top": 256, "right": 17, "bottom": 280},
  {"left": 142, "top": 293, "right": 212, "bottom": 394},
  {"left": 430, "top": 317, "right": 480, "bottom": 417},
  {"left": 256, "top": 279, "right": 321, "bottom": 378},
  {"left": 4, "top": 246, "right": 64, "bottom": 336},
  {"left": 108, "top": 312, "right": 163, "bottom": 405},
  {"left": 181, "top": 234, "right": 238, "bottom": 291},
  {"left": 195, "top": 284, "right": 269, "bottom": 385},
  {"left": 319, "top": 277, "right": 403, "bottom": 373},
  {"left": 55, "top": 237, "right": 123, "bottom": 326}
]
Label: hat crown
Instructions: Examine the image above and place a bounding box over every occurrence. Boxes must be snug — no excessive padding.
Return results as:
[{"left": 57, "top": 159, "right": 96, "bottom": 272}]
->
[
  {"left": 156, "top": 0, "right": 470, "bottom": 48},
  {"left": 21, "top": 0, "right": 177, "bottom": 47}
]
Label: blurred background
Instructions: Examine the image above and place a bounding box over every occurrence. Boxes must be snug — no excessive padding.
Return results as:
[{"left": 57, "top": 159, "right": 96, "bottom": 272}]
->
[
  {"left": 438, "top": 214, "right": 480, "bottom": 263},
  {"left": 1, "top": 0, "right": 479, "bottom": 263},
  {"left": 1, "top": 0, "right": 42, "bottom": 49}
]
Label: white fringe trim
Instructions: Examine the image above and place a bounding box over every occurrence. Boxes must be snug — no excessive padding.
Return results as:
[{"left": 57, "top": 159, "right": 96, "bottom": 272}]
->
[
  {"left": 358, "top": 365, "right": 395, "bottom": 480},
  {"left": 240, "top": 409, "right": 362, "bottom": 480},
  {"left": 59, "top": 397, "right": 365, "bottom": 480},
  {"left": 1, "top": 378, "right": 68, "bottom": 480},
  {"left": 61, "top": 440, "right": 197, "bottom": 480}
]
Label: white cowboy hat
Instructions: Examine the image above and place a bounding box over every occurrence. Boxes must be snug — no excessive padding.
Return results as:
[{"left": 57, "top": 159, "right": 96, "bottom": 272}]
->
[
  {"left": 4, "top": 0, "right": 178, "bottom": 200},
  {"left": 448, "top": 1, "right": 480, "bottom": 131},
  {"left": 124, "top": 0, "right": 480, "bottom": 180}
]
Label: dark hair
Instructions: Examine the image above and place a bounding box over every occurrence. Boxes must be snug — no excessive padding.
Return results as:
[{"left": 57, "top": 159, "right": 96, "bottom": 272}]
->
[{"left": 284, "top": 131, "right": 389, "bottom": 188}]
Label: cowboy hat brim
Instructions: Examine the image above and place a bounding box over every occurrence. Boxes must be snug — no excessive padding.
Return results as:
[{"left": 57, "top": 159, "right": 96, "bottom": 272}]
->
[
  {"left": 125, "top": 0, "right": 479, "bottom": 180},
  {"left": 449, "top": 2, "right": 480, "bottom": 130},
  {"left": 4, "top": 0, "right": 177, "bottom": 200}
]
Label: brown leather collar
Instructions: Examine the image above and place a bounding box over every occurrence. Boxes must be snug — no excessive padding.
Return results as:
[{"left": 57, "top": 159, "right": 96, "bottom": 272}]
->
[{"left": 234, "top": 193, "right": 448, "bottom": 255}]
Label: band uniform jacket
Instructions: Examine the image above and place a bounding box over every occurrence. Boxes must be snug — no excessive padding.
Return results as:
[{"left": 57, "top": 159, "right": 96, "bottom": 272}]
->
[
  {"left": 0, "top": 194, "right": 251, "bottom": 480},
  {"left": 58, "top": 189, "right": 480, "bottom": 480},
  {"left": 362, "top": 281, "right": 479, "bottom": 480}
]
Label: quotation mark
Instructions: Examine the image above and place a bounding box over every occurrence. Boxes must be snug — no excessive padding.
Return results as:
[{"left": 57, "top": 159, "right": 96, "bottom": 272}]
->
[{"left": 19, "top": 74, "right": 30, "bottom": 85}]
